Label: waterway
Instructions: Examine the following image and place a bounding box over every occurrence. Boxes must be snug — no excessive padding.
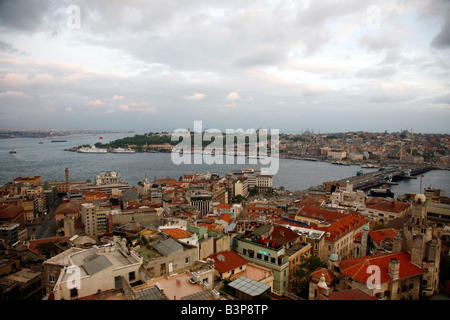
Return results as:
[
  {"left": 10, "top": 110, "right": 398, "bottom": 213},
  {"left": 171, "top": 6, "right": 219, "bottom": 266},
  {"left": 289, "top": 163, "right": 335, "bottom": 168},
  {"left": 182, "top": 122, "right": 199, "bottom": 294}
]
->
[{"left": 1, "top": 133, "right": 449, "bottom": 197}]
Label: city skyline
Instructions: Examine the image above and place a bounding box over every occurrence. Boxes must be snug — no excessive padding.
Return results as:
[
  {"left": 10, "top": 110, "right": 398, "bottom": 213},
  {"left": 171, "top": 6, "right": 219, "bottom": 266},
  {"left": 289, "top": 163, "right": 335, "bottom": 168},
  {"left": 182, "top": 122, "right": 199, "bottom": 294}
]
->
[{"left": 1, "top": 0, "right": 450, "bottom": 133}]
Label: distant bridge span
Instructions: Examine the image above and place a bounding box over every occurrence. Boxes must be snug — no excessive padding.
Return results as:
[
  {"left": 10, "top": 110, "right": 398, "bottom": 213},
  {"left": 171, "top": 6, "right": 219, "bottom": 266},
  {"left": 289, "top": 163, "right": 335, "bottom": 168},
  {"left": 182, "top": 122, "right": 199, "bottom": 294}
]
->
[{"left": 335, "top": 165, "right": 437, "bottom": 191}]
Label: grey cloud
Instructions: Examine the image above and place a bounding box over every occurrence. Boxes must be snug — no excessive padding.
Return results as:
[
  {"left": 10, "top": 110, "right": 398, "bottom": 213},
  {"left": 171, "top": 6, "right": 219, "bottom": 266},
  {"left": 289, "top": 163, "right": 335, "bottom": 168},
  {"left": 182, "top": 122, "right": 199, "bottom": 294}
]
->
[
  {"left": 0, "top": 0, "right": 53, "bottom": 32},
  {"left": 431, "top": 9, "right": 450, "bottom": 49}
]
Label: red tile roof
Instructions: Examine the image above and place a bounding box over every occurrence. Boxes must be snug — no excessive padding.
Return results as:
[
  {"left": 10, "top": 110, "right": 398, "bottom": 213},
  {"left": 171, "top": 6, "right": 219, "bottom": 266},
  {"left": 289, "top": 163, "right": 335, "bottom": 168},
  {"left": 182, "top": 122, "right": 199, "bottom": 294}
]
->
[
  {"left": 199, "top": 223, "right": 215, "bottom": 231},
  {"left": 366, "top": 198, "right": 411, "bottom": 213},
  {"left": 161, "top": 228, "right": 193, "bottom": 239},
  {"left": 296, "top": 205, "right": 347, "bottom": 223},
  {"left": 0, "top": 205, "right": 23, "bottom": 219},
  {"left": 311, "top": 267, "right": 336, "bottom": 282},
  {"left": 215, "top": 203, "right": 232, "bottom": 210},
  {"left": 321, "top": 288, "right": 377, "bottom": 300},
  {"left": 206, "top": 250, "right": 247, "bottom": 275},
  {"left": 369, "top": 228, "right": 398, "bottom": 245},
  {"left": 317, "top": 213, "right": 368, "bottom": 242},
  {"left": 339, "top": 251, "right": 427, "bottom": 284},
  {"left": 55, "top": 202, "right": 80, "bottom": 215},
  {"left": 271, "top": 225, "right": 300, "bottom": 246},
  {"left": 218, "top": 213, "right": 231, "bottom": 223},
  {"left": 15, "top": 237, "right": 68, "bottom": 255}
]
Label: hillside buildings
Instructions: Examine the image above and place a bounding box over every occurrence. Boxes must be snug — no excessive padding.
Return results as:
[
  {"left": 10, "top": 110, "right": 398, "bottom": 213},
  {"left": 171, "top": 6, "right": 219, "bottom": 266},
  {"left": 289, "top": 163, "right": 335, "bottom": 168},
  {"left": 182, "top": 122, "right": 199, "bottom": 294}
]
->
[{"left": 0, "top": 157, "right": 447, "bottom": 301}]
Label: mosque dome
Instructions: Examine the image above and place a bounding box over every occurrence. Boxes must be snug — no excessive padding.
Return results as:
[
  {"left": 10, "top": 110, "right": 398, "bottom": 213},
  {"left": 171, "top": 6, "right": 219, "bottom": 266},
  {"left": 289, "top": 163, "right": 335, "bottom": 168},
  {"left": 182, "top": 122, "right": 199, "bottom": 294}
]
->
[
  {"left": 414, "top": 194, "right": 426, "bottom": 204},
  {"left": 329, "top": 253, "right": 339, "bottom": 262}
]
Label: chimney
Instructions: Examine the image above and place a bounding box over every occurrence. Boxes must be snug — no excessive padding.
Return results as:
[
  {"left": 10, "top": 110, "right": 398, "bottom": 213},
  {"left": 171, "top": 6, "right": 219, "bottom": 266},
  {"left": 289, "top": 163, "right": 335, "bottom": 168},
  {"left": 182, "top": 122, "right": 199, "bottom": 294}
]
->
[{"left": 388, "top": 258, "right": 400, "bottom": 280}]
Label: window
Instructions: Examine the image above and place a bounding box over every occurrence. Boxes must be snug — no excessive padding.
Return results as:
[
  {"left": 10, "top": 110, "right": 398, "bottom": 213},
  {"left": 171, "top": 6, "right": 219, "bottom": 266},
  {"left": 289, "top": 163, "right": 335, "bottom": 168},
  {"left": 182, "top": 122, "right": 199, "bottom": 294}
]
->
[
  {"left": 185, "top": 257, "right": 190, "bottom": 264},
  {"left": 49, "top": 274, "right": 55, "bottom": 283},
  {"left": 70, "top": 288, "right": 78, "bottom": 298},
  {"left": 129, "top": 271, "right": 136, "bottom": 281}
]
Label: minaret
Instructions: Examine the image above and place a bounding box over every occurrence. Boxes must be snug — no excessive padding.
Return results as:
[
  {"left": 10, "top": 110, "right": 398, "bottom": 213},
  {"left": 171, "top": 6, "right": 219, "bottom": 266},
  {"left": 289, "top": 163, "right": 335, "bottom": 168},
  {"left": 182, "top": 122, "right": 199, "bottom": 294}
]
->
[
  {"left": 317, "top": 273, "right": 330, "bottom": 299},
  {"left": 65, "top": 168, "right": 70, "bottom": 182}
]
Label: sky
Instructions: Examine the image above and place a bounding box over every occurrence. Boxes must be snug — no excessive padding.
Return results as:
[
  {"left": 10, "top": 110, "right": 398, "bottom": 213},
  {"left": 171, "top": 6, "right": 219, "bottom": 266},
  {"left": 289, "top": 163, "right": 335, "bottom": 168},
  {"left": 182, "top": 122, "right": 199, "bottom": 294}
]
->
[{"left": 0, "top": 0, "right": 449, "bottom": 134}]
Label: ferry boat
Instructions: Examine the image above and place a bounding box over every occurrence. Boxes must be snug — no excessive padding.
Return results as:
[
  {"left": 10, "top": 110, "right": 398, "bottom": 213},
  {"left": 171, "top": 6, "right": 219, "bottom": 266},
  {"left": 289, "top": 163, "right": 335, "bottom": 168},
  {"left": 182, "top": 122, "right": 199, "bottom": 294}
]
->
[
  {"left": 331, "top": 161, "right": 350, "bottom": 166},
  {"left": 9, "top": 148, "right": 17, "bottom": 154},
  {"left": 77, "top": 146, "right": 107, "bottom": 153},
  {"left": 111, "top": 147, "right": 135, "bottom": 153},
  {"left": 361, "top": 163, "right": 379, "bottom": 168}
]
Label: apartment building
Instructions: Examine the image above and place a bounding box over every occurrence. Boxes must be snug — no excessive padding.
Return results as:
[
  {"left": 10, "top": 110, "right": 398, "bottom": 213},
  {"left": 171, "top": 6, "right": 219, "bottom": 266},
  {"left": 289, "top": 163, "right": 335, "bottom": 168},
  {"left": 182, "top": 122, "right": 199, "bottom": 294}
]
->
[{"left": 81, "top": 203, "right": 111, "bottom": 239}]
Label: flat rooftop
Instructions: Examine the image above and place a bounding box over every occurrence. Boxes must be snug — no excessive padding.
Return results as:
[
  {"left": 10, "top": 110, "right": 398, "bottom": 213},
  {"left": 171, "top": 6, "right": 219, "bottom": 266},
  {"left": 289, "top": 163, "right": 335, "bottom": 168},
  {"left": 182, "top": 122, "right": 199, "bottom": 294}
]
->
[{"left": 134, "top": 272, "right": 207, "bottom": 300}]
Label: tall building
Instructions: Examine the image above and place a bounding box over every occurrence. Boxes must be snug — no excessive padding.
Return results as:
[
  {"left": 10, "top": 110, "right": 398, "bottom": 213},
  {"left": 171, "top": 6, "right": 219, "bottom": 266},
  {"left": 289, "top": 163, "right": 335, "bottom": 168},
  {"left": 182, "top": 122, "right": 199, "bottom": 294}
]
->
[
  {"left": 81, "top": 203, "right": 111, "bottom": 239},
  {"left": 392, "top": 194, "right": 441, "bottom": 297},
  {"left": 329, "top": 193, "right": 442, "bottom": 300},
  {"left": 186, "top": 190, "right": 213, "bottom": 217}
]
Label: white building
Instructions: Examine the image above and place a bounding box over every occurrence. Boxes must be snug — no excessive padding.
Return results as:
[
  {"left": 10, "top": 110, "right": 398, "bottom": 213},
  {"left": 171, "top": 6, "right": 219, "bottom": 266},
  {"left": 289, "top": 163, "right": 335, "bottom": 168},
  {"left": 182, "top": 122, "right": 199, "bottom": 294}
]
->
[
  {"left": 330, "top": 183, "right": 366, "bottom": 209},
  {"left": 52, "top": 237, "right": 144, "bottom": 300},
  {"left": 95, "top": 171, "right": 123, "bottom": 185},
  {"left": 327, "top": 150, "right": 347, "bottom": 161}
]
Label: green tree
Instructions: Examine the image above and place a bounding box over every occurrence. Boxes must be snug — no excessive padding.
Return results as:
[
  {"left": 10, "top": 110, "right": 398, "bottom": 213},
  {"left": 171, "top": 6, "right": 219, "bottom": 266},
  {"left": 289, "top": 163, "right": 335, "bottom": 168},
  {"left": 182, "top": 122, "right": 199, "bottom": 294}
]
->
[
  {"left": 372, "top": 223, "right": 389, "bottom": 231},
  {"left": 36, "top": 241, "right": 59, "bottom": 259},
  {"left": 249, "top": 187, "right": 259, "bottom": 196},
  {"left": 233, "top": 194, "right": 247, "bottom": 203},
  {"left": 292, "top": 256, "right": 327, "bottom": 299}
]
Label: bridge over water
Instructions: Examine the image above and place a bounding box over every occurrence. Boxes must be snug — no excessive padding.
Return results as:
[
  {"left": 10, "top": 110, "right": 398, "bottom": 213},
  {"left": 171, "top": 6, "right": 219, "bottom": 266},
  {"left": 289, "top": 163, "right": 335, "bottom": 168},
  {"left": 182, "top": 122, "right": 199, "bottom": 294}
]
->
[{"left": 336, "top": 165, "right": 437, "bottom": 190}]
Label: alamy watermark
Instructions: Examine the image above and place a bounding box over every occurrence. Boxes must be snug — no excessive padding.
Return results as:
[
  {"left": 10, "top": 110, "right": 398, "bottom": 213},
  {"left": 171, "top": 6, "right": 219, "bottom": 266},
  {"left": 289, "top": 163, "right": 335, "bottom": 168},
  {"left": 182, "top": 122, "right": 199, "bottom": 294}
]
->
[
  {"left": 170, "top": 121, "right": 279, "bottom": 175},
  {"left": 366, "top": 5, "right": 381, "bottom": 30},
  {"left": 366, "top": 265, "right": 381, "bottom": 290},
  {"left": 66, "top": 5, "right": 81, "bottom": 30}
]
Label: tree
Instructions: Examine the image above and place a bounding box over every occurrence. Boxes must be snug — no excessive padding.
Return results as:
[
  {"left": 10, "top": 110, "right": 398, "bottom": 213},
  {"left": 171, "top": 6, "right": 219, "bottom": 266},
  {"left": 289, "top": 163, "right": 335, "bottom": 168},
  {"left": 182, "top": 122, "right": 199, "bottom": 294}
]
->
[
  {"left": 265, "top": 187, "right": 274, "bottom": 197},
  {"left": 233, "top": 194, "right": 247, "bottom": 203},
  {"left": 372, "top": 223, "right": 389, "bottom": 231},
  {"left": 292, "top": 256, "right": 327, "bottom": 299},
  {"left": 36, "top": 241, "right": 59, "bottom": 259},
  {"left": 249, "top": 187, "right": 259, "bottom": 196}
]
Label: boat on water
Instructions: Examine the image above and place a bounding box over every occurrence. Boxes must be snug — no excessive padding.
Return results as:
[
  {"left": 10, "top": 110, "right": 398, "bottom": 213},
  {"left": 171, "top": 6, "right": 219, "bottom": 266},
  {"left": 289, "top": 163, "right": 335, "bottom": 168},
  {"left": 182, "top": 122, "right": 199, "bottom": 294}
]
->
[
  {"left": 331, "top": 161, "right": 350, "bottom": 166},
  {"left": 361, "top": 163, "right": 379, "bottom": 168},
  {"left": 9, "top": 148, "right": 17, "bottom": 154},
  {"left": 51, "top": 140, "right": 67, "bottom": 143},
  {"left": 111, "top": 147, "right": 135, "bottom": 153},
  {"left": 38, "top": 141, "right": 44, "bottom": 144},
  {"left": 77, "top": 146, "right": 108, "bottom": 153}
]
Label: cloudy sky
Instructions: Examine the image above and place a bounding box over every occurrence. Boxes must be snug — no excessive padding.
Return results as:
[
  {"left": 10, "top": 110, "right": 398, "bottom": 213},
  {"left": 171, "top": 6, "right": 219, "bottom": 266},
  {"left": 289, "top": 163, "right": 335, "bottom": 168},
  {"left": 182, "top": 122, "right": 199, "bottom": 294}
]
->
[{"left": 0, "top": 0, "right": 449, "bottom": 133}]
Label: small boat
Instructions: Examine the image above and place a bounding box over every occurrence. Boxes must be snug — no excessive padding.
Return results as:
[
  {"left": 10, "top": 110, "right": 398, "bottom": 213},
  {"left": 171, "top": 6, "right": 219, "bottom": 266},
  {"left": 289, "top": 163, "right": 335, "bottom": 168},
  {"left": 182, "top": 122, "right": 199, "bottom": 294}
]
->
[
  {"left": 9, "top": 148, "right": 17, "bottom": 154},
  {"left": 38, "top": 141, "right": 44, "bottom": 144},
  {"left": 51, "top": 140, "right": 67, "bottom": 143}
]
